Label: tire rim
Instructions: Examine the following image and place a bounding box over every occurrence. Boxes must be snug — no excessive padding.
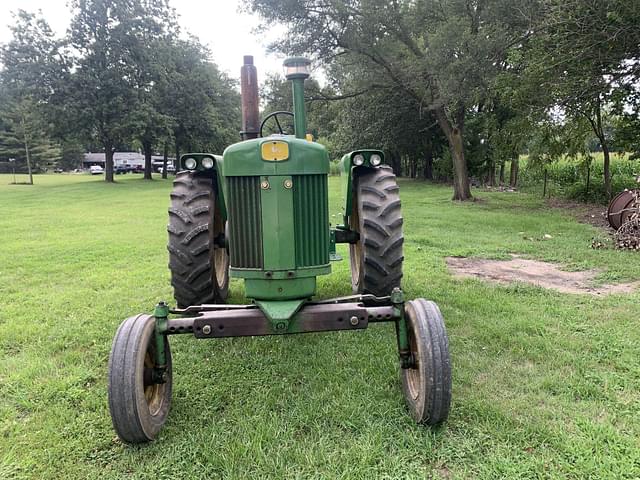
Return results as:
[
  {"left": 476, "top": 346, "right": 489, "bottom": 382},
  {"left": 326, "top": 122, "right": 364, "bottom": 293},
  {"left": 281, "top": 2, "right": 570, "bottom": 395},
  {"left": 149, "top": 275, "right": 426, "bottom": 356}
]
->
[
  {"left": 143, "top": 349, "right": 166, "bottom": 417},
  {"left": 214, "top": 249, "right": 228, "bottom": 289},
  {"left": 212, "top": 202, "right": 229, "bottom": 290}
]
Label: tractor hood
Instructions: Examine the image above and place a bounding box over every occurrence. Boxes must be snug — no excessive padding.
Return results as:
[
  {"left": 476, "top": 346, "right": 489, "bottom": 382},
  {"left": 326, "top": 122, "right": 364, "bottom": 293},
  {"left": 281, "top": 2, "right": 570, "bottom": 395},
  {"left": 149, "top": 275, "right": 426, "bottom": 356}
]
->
[{"left": 221, "top": 136, "right": 329, "bottom": 177}]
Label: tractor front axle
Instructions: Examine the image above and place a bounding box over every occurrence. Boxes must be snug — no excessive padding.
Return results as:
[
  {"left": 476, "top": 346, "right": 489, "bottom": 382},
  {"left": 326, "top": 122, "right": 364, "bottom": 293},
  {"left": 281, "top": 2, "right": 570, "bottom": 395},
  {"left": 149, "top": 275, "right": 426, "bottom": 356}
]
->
[{"left": 160, "top": 301, "right": 398, "bottom": 338}]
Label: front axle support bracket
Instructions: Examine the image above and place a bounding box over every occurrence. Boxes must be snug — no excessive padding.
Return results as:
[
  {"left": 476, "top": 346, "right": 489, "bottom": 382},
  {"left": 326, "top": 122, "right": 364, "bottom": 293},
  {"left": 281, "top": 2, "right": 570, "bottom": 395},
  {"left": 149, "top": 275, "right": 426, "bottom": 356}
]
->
[
  {"left": 152, "top": 301, "right": 170, "bottom": 383},
  {"left": 162, "top": 301, "right": 400, "bottom": 338},
  {"left": 160, "top": 294, "right": 412, "bottom": 368},
  {"left": 391, "top": 288, "right": 414, "bottom": 369}
]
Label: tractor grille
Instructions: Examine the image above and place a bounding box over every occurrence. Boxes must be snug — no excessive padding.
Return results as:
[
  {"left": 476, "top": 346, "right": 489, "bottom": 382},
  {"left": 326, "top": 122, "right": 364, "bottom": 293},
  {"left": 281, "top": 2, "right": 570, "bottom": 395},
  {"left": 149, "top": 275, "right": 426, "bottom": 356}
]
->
[
  {"left": 228, "top": 176, "right": 263, "bottom": 268},
  {"left": 293, "top": 175, "right": 329, "bottom": 267}
]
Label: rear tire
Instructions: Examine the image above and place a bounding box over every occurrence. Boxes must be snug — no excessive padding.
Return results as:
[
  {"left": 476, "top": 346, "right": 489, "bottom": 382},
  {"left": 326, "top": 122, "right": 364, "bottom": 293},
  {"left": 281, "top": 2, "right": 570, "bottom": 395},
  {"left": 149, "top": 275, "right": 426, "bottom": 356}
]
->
[
  {"left": 168, "top": 171, "right": 229, "bottom": 307},
  {"left": 401, "top": 299, "right": 452, "bottom": 425},
  {"left": 108, "top": 314, "right": 172, "bottom": 443},
  {"left": 349, "top": 166, "right": 404, "bottom": 296}
]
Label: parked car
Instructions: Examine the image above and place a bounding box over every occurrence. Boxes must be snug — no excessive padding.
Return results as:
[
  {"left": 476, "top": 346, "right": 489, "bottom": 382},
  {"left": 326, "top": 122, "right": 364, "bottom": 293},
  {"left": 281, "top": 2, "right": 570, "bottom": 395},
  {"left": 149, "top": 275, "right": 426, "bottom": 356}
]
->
[
  {"left": 115, "top": 164, "right": 130, "bottom": 174},
  {"left": 90, "top": 165, "right": 104, "bottom": 175},
  {"left": 53, "top": 168, "right": 64, "bottom": 173},
  {"left": 156, "top": 165, "right": 176, "bottom": 174},
  {"left": 131, "top": 165, "right": 144, "bottom": 173}
]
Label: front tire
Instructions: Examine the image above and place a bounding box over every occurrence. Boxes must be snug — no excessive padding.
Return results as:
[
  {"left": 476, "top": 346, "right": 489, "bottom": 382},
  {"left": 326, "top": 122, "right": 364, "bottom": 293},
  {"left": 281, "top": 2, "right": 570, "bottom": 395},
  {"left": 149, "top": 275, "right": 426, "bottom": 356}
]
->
[
  {"left": 401, "top": 299, "right": 452, "bottom": 425},
  {"left": 168, "top": 172, "right": 229, "bottom": 308},
  {"left": 349, "top": 166, "right": 404, "bottom": 296},
  {"left": 108, "top": 314, "right": 172, "bottom": 443}
]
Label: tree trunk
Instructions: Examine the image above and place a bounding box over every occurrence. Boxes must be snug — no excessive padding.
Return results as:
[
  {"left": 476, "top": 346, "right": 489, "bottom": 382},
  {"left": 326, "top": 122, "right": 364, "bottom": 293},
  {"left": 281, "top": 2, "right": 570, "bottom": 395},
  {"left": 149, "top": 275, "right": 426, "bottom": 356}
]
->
[
  {"left": 595, "top": 102, "right": 611, "bottom": 200},
  {"left": 175, "top": 139, "right": 180, "bottom": 176},
  {"left": 23, "top": 137, "right": 33, "bottom": 185},
  {"left": 424, "top": 149, "right": 433, "bottom": 180},
  {"left": 143, "top": 140, "right": 153, "bottom": 180},
  {"left": 391, "top": 152, "right": 402, "bottom": 177},
  {"left": 509, "top": 157, "right": 519, "bottom": 188},
  {"left": 435, "top": 106, "right": 472, "bottom": 201},
  {"left": 162, "top": 142, "right": 169, "bottom": 179},
  {"left": 586, "top": 97, "right": 612, "bottom": 200},
  {"left": 410, "top": 157, "right": 417, "bottom": 178},
  {"left": 20, "top": 114, "right": 33, "bottom": 185},
  {"left": 487, "top": 156, "right": 495, "bottom": 187},
  {"left": 105, "top": 143, "right": 114, "bottom": 182},
  {"left": 602, "top": 143, "right": 611, "bottom": 200},
  {"left": 390, "top": 151, "right": 401, "bottom": 176},
  {"left": 499, "top": 162, "right": 505, "bottom": 185}
]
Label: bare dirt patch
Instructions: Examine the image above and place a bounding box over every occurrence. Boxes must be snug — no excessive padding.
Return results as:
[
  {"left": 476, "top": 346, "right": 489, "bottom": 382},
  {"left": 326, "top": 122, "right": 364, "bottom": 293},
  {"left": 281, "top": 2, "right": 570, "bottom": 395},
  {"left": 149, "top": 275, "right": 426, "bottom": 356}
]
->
[
  {"left": 545, "top": 198, "right": 609, "bottom": 229},
  {"left": 446, "top": 256, "right": 639, "bottom": 296}
]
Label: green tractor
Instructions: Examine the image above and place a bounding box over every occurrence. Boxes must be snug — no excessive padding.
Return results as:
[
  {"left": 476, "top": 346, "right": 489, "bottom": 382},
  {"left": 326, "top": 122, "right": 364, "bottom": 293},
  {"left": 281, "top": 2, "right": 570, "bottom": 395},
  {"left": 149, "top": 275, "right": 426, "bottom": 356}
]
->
[{"left": 107, "top": 56, "right": 451, "bottom": 443}]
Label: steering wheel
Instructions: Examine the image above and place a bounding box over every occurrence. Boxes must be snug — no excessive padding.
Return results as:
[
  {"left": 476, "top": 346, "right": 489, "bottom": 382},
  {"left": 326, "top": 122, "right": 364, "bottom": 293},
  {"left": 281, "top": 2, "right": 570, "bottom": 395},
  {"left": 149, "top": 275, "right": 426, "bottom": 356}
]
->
[{"left": 260, "top": 111, "right": 294, "bottom": 137}]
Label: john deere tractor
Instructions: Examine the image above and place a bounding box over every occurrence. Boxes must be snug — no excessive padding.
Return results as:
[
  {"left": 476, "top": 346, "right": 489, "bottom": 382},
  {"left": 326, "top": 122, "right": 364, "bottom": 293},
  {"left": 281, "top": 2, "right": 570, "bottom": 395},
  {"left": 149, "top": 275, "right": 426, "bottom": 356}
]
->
[{"left": 108, "top": 56, "right": 451, "bottom": 443}]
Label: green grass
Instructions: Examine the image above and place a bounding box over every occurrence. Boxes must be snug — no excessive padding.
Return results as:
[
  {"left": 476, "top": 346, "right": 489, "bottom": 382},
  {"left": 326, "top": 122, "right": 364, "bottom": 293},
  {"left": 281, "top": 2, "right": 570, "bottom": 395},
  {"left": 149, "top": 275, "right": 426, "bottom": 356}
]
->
[{"left": 1, "top": 173, "right": 640, "bottom": 479}]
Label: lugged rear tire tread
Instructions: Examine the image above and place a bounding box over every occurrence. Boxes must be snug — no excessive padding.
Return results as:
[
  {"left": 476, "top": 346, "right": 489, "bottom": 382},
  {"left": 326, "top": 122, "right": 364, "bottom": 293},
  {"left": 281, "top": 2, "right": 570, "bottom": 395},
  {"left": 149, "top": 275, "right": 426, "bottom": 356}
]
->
[
  {"left": 167, "top": 171, "right": 229, "bottom": 308},
  {"left": 350, "top": 166, "right": 404, "bottom": 296}
]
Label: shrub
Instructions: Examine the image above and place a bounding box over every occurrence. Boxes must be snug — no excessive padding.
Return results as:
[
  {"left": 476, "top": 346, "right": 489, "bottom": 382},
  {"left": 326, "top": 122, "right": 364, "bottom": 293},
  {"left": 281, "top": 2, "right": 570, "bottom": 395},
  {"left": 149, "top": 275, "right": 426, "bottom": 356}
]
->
[
  {"left": 519, "top": 154, "right": 639, "bottom": 204},
  {"left": 329, "top": 160, "right": 341, "bottom": 176}
]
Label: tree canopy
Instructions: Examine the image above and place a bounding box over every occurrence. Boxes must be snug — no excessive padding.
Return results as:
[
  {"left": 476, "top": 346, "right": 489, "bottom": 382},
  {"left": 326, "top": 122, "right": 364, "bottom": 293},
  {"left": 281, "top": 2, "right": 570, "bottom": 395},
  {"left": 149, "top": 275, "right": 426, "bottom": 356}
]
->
[
  {"left": 0, "top": 0, "right": 638, "bottom": 198},
  {"left": 0, "top": 0, "right": 240, "bottom": 183}
]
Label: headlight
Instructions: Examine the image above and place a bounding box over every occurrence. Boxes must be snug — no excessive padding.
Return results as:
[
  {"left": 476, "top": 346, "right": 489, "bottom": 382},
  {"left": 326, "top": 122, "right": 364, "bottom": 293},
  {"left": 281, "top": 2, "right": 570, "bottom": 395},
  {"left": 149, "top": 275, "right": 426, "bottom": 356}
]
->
[
  {"left": 201, "top": 156, "right": 214, "bottom": 169},
  {"left": 184, "top": 157, "right": 197, "bottom": 170},
  {"left": 353, "top": 154, "right": 365, "bottom": 166},
  {"left": 370, "top": 154, "right": 382, "bottom": 166}
]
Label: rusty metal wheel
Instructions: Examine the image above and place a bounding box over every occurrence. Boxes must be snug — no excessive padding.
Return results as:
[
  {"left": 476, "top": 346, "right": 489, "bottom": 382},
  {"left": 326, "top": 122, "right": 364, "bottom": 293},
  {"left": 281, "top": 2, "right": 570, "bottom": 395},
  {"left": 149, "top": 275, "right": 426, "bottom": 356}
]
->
[
  {"left": 108, "top": 314, "right": 172, "bottom": 443},
  {"left": 401, "top": 299, "right": 451, "bottom": 426},
  {"left": 607, "top": 189, "right": 640, "bottom": 230}
]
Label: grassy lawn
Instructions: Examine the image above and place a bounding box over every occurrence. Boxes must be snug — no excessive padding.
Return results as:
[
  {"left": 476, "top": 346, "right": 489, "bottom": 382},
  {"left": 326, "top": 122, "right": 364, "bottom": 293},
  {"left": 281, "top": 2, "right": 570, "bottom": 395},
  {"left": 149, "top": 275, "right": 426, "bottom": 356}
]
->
[{"left": 1, "top": 173, "right": 639, "bottom": 479}]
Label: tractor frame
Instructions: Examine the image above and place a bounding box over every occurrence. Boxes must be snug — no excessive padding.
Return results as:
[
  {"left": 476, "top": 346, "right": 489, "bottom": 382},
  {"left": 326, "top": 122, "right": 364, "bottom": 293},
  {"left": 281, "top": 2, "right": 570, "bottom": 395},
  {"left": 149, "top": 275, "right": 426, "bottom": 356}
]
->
[{"left": 107, "top": 56, "right": 451, "bottom": 444}]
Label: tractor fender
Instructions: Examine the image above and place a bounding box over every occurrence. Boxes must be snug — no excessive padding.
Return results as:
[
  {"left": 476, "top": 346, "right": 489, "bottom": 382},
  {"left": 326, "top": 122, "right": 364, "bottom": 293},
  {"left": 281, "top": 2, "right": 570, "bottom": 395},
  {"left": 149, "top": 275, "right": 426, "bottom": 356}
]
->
[
  {"left": 178, "top": 153, "right": 227, "bottom": 221},
  {"left": 339, "top": 149, "right": 386, "bottom": 226}
]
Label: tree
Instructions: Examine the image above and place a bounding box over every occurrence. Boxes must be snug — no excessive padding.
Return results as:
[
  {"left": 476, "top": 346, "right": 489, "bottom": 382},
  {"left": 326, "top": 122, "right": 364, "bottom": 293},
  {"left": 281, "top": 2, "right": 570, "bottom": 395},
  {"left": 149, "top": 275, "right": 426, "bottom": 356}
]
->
[
  {"left": 473, "top": 92, "right": 535, "bottom": 188},
  {"left": 0, "top": 10, "right": 65, "bottom": 183},
  {"left": 329, "top": 83, "right": 445, "bottom": 179},
  {"left": 67, "top": 0, "right": 177, "bottom": 182},
  {"left": 0, "top": 94, "right": 62, "bottom": 180},
  {"left": 245, "top": 0, "right": 536, "bottom": 200},
  {"left": 611, "top": 78, "right": 640, "bottom": 160},
  {"left": 261, "top": 73, "right": 340, "bottom": 143},
  {"left": 58, "top": 140, "right": 85, "bottom": 170},
  {"left": 523, "top": 0, "right": 640, "bottom": 199},
  {"left": 125, "top": 2, "right": 178, "bottom": 180},
  {"left": 155, "top": 39, "right": 241, "bottom": 170}
]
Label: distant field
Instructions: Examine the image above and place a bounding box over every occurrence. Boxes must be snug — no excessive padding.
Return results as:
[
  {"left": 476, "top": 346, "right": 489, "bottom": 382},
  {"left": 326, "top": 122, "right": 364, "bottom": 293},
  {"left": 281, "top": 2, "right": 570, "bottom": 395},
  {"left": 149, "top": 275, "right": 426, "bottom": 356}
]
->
[
  {"left": 518, "top": 152, "right": 639, "bottom": 204},
  {"left": 1, "top": 173, "right": 639, "bottom": 479}
]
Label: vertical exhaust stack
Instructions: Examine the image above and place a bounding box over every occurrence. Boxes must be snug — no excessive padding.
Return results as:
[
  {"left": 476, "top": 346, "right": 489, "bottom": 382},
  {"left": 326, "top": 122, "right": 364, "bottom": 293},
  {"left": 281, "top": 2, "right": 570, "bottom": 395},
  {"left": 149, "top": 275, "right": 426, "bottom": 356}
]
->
[
  {"left": 284, "top": 57, "right": 311, "bottom": 139},
  {"left": 240, "top": 55, "right": 260, "bottom": 140}
]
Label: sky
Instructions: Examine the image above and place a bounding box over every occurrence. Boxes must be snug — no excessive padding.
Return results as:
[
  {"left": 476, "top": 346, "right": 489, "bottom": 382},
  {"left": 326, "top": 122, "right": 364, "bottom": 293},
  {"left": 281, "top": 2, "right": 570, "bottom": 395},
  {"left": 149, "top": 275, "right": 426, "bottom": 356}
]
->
[{"left": 0, "top": 0, "right": 286, "bottom": 81}]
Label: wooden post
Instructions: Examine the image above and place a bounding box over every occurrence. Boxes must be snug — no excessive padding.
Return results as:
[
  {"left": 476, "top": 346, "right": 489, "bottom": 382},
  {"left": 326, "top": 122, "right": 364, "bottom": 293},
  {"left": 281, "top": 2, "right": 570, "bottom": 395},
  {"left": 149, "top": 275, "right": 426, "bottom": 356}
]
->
[{"left": 585, "top": 164, "right": 590, "bottom": 195}]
